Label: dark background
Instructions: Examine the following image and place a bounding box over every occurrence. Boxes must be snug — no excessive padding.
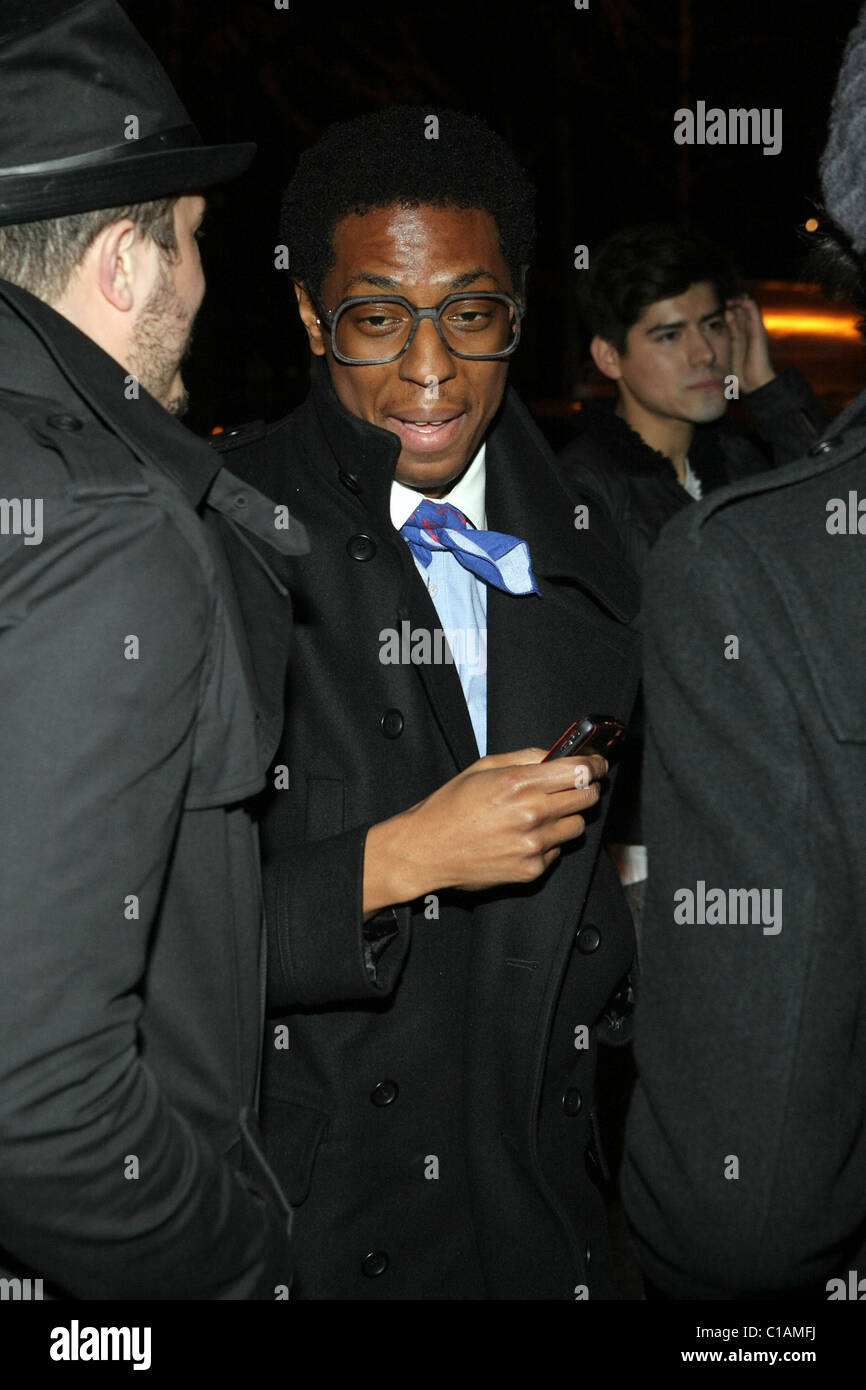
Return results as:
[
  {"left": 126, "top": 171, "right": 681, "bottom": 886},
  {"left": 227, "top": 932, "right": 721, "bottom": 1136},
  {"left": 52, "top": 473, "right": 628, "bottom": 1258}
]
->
[{"left": 121, "top": 0, "right": 864, "bottom": 434}]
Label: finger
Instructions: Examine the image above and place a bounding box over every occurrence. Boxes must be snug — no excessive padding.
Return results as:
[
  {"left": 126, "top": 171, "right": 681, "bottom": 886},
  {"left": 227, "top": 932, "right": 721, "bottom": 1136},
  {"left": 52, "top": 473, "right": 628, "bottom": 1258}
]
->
[
  {"left": 476, "top": 747, "right": 549, "bottom": 770},
  {"left": 514, "top": 754, "right": 608, "bottom": 792},
  {"left": 542, "top": 811, "right": 589, "bottom": 847},
  {"left": 546, "top": 781, "right": 602, "bottom": 818}
]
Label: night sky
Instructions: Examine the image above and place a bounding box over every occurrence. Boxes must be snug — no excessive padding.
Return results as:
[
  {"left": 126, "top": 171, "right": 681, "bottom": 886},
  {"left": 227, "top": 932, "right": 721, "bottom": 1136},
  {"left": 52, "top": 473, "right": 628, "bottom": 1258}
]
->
[{"left": 120, "top": 0, "right": 865, "bottom": 433}]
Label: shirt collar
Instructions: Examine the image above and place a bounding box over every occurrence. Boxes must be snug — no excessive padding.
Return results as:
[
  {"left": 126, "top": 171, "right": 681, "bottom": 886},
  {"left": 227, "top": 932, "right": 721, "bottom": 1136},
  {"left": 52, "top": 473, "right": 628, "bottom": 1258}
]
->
[{"left": 389, "top": 441, "right": 487, "bottom": 531}]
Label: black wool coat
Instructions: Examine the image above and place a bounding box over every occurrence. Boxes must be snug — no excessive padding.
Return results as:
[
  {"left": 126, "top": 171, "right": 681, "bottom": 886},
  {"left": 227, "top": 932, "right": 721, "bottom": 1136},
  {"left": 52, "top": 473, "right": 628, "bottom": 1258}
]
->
[{"left": 216, "top": 359, "right": 642, "bottom": 1300}]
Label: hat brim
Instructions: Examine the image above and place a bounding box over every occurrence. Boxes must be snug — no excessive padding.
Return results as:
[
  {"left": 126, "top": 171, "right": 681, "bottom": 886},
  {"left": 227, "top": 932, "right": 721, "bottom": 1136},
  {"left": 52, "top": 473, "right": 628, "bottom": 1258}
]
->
[{"left": 0, "top": 141, "right": 256, "bottom": 226}]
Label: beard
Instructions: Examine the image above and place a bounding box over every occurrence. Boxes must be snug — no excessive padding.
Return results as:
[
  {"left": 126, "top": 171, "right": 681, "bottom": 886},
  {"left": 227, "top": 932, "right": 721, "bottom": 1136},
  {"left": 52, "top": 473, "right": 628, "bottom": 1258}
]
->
[
  {"left": 164, "top": 383, "right": 191, "bottom": 419},
  {"left": 127, "top": 259, "right": 196, "bottom": 414}
]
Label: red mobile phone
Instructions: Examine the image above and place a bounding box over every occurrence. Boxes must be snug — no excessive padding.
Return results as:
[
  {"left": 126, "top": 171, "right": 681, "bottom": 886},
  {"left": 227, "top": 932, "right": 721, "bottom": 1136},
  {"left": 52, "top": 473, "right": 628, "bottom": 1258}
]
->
[{"left": 542, "top": 715, "right": 626, "bottom": 762}]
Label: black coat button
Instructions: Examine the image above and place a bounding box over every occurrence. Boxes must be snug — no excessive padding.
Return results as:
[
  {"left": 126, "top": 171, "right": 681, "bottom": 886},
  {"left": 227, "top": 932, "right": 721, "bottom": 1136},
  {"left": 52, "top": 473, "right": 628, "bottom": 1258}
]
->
[
  {"left": 46, "top": 413, "right": 83, "bottom": 431},
  {"left": 362, "top": 1250, "right": 389, "bottom": 1278},
  {"left": 370, "top": 1080, "right": 399, "bottom": 1106},
  {"left": 347, "top": 533, "right": 376, "bottom": 561},
  {"left": 380, "top": 709, "right": 404, "bottom": 738},
  {"left": 577, "top": 925, "right": 601, "bottom": 954},
  {"left": 339, "top": 469, "right": 362, "bottom": 494},
  {"left": 562, "top": 1087, "right": 583, "bottom": 1116}
]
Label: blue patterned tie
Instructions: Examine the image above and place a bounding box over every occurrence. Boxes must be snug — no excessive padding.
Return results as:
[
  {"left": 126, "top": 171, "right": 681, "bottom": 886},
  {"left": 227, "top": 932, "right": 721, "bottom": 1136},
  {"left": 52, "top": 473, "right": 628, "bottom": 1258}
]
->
[{"left": 400, "top": 499, "right": 540, "bottom": 596}]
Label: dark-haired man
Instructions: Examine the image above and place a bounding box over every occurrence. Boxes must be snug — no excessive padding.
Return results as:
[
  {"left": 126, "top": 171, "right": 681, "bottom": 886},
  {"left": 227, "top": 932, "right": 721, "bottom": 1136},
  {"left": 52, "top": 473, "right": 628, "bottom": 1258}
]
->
[
  {"left": 216, "top": 105, "right": 641, "bottom": 1300},
  {"left": 558, "top": 224, "right": 826, "bottom": 579},
  {"left": 557, "top": 225, "right": 826, "bottom": 910}
]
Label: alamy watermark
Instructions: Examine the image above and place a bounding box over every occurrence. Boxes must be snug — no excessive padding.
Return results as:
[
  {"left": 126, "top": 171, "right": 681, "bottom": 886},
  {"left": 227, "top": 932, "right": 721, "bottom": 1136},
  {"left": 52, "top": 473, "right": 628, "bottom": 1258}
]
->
[
  {"left": 674, "top": 880, "right": 783, "bottom": 935},
  {"left": 826, "top": 490, "right": 866, "bottom": 534},
  {"left": 379, "top": 621, "right": 487, "bottom": 674},
  {"left": 674, "top": 102, "right": 782, "bottom": 157},
  {"left": 0, "top": 497, "right": 43, "bottom": 545},
  {"left": 0, "top": 1276, "right": 43, "bottom": 1299},
  {"left": 49, "top": 1321, "right": 151, "bottom": 1371}
]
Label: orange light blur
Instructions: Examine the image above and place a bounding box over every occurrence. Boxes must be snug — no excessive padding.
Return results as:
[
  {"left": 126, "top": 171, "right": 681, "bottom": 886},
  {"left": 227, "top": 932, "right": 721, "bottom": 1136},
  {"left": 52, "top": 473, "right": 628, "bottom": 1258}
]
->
[
  {"left": 804, "top": 218, "right": 819, "bottom": 232},
  {"left": 763, "top": 312, "right": 861, "bottom": 340}
]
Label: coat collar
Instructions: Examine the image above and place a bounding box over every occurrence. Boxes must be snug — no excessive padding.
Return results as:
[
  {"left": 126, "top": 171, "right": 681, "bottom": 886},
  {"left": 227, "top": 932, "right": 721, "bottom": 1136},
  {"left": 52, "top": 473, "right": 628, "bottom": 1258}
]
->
[
  {"left": 576, "top": 398, "right": 734, "bottom": 495},
  {"left": 0, "top": 278, "right": 221, "bottom": 509},
  {"left": 302, "top": 357, "right": 639, "bottom": 623}
]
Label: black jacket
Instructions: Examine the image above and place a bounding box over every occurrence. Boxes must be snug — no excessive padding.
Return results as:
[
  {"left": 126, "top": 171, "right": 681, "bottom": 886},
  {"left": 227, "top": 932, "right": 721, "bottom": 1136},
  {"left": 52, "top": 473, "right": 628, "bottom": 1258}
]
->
[
  {"left": 623, "top": 396, "right": 866, "bottom": 1298},
  {"left": 0, "top": 280, "right": 303, "bottom": 1298},
  {"left": 215, "top": 359, "right": 642, "bottom": 1300},
  {"left": 557, "top": 369, "right": 827, "bottom": 580},
  {"left": 556, "top": 370, "right": 827, "bottom": 843}
]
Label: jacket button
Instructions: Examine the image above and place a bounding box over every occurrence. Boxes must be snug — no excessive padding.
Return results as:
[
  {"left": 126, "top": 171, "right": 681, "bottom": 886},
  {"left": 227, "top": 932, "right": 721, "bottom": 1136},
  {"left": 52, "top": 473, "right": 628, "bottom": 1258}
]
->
[
  {"left": 46, "top": 413, "right": 83, "bottom": 431},
  {"left": 347, "top": 533, "right": 376, "bottom": 561},
  {"left": 577, "top": 925, "right": 601, "bottom": 954},
  {"left": 370, "top": 1079, "right": 399, "bottom": 1106},
  {"left": 562, "top": 1087, "right": 583, "bottom": 1116},
  {"left": 362, "top": 1250, "right": 389, "bottom": 1278},
  {"left": 339, "top": 469, "right": 362, "bottom": 494},
  {"left": 380, "top": 709, "right": 404, "bottom": 738},
  {"left": 233, "top": 493, "right": 248, "bottom": 508},
  {"left": 808, "top": 438, "right": 837, "bottom": 456}
]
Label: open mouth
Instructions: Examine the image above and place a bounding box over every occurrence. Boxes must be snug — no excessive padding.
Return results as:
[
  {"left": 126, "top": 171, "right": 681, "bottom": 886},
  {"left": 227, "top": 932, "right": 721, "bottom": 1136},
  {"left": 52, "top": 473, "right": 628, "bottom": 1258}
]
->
[{"left": 386, "top": 413, "right": 465, "bottom": 451}]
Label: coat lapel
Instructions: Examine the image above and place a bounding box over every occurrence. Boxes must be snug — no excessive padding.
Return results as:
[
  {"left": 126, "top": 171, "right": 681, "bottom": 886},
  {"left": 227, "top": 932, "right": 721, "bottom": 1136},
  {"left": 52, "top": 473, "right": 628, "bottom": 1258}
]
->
[
  {"left": 304, "top": 363, "right": 481, "bottom": 773},
  {"left": 484, "top": 388, "right": 640, "bottom": 758},
  {"left": 396, "top": 558, "right": 482, "bottom": 770}
]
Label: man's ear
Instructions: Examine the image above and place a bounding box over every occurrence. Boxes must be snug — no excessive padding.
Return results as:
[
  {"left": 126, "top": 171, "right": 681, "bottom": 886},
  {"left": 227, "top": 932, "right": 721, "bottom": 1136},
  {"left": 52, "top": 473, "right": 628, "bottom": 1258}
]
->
[
  {"left": 93, "top": 220, "right": 139, "bottom": 313},
  {"left": 589, "top": 334, "right": 623, "bottom": 382},
  {"left": 295, "top": 282, "right": 326, "bottom": 357}
]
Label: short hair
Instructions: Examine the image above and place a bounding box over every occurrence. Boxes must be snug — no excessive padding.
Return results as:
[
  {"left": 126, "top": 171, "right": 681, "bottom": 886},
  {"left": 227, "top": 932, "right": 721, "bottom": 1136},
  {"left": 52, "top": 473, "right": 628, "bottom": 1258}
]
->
[
  {"left": 281, "top": 105, "right": 535, "bottom": 302},
  {"left": 0, "top": 197, "right": 179, "bottom": 305},
  {"left": 580, "top": 224, "right": 737, "bottom": 354}
]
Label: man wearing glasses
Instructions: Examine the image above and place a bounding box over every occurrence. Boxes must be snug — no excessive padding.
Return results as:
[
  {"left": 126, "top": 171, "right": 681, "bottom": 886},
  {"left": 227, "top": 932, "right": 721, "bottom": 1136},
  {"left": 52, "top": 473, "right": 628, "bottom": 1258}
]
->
[{"left": 215, "top": 105, "right": 640, "bottom": 1300}]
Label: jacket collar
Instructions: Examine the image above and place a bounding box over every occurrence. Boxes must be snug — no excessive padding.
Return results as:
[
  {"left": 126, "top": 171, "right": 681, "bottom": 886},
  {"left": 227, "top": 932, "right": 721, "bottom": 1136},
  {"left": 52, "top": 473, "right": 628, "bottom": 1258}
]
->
[
  {"left": 303, "top": 357, "right": 639, "bottom": 622},
  {"left": 577, "top": 398, "right": 733, "bottom": 494},
  {"left": 0, "top": 278, "right": 221, "bottom": 509}
]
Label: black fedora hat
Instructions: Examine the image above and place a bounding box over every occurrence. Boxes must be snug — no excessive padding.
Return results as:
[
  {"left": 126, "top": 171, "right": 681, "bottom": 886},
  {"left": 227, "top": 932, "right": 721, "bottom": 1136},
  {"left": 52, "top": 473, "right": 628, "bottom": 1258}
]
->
[{"left": 0, "top": 0, "right": 255, "bottom": 227}]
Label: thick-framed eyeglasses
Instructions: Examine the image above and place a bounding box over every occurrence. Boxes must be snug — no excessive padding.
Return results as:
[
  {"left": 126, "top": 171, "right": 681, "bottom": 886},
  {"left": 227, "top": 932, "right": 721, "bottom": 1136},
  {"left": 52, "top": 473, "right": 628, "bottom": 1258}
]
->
[{"left": 314, "top": 290, "right": 526, "bottom": 365}]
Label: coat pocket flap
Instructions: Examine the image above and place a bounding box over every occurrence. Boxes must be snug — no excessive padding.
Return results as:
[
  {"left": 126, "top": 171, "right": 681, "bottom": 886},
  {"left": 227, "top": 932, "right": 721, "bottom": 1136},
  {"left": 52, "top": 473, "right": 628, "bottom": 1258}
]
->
[{"left": 258, "top": 1095, "right": 330, "bottom": 1206}]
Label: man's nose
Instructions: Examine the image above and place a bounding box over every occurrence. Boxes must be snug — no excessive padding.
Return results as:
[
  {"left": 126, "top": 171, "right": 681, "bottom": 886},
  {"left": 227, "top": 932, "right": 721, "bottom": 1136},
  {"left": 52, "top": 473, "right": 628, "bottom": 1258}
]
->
[
  {"left": 688, "top": 328, "right": 716, "bottom": 366},
  {"left": 398, "top": 316, "right": 456, "bottom": 388}
]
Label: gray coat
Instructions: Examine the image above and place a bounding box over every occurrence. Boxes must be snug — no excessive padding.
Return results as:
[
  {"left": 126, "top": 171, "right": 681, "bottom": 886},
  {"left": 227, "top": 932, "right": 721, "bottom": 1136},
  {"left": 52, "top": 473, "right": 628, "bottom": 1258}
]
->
[
  {"left": 623, "top": 395, "right": 866, "bottom": 1298},
  {"left": 0, "top": 279, "right": 305, "bottom": 1298}
]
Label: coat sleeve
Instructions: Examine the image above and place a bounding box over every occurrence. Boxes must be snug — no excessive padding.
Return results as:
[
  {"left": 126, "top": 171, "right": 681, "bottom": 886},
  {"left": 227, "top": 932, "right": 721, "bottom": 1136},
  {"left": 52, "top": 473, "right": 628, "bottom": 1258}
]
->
[
  {"left": 0, "top": 496, "right": 290, "bottom": 1299},
  {"left": 741, "top": 366, "right": 827, "bottom": 466},
  {"left": 262, "top": 831, "right": 411, "bottom": 1011},
  {"left": 622, "top": 507, "right": 864, "bottom": 1299}
]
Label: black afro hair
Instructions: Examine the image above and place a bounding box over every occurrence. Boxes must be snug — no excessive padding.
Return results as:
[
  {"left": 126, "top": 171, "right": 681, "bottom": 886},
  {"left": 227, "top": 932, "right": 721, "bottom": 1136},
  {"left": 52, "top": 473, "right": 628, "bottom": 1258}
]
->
[{"left": 281, "top": 105, "right": 535, "bottom": 301}]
